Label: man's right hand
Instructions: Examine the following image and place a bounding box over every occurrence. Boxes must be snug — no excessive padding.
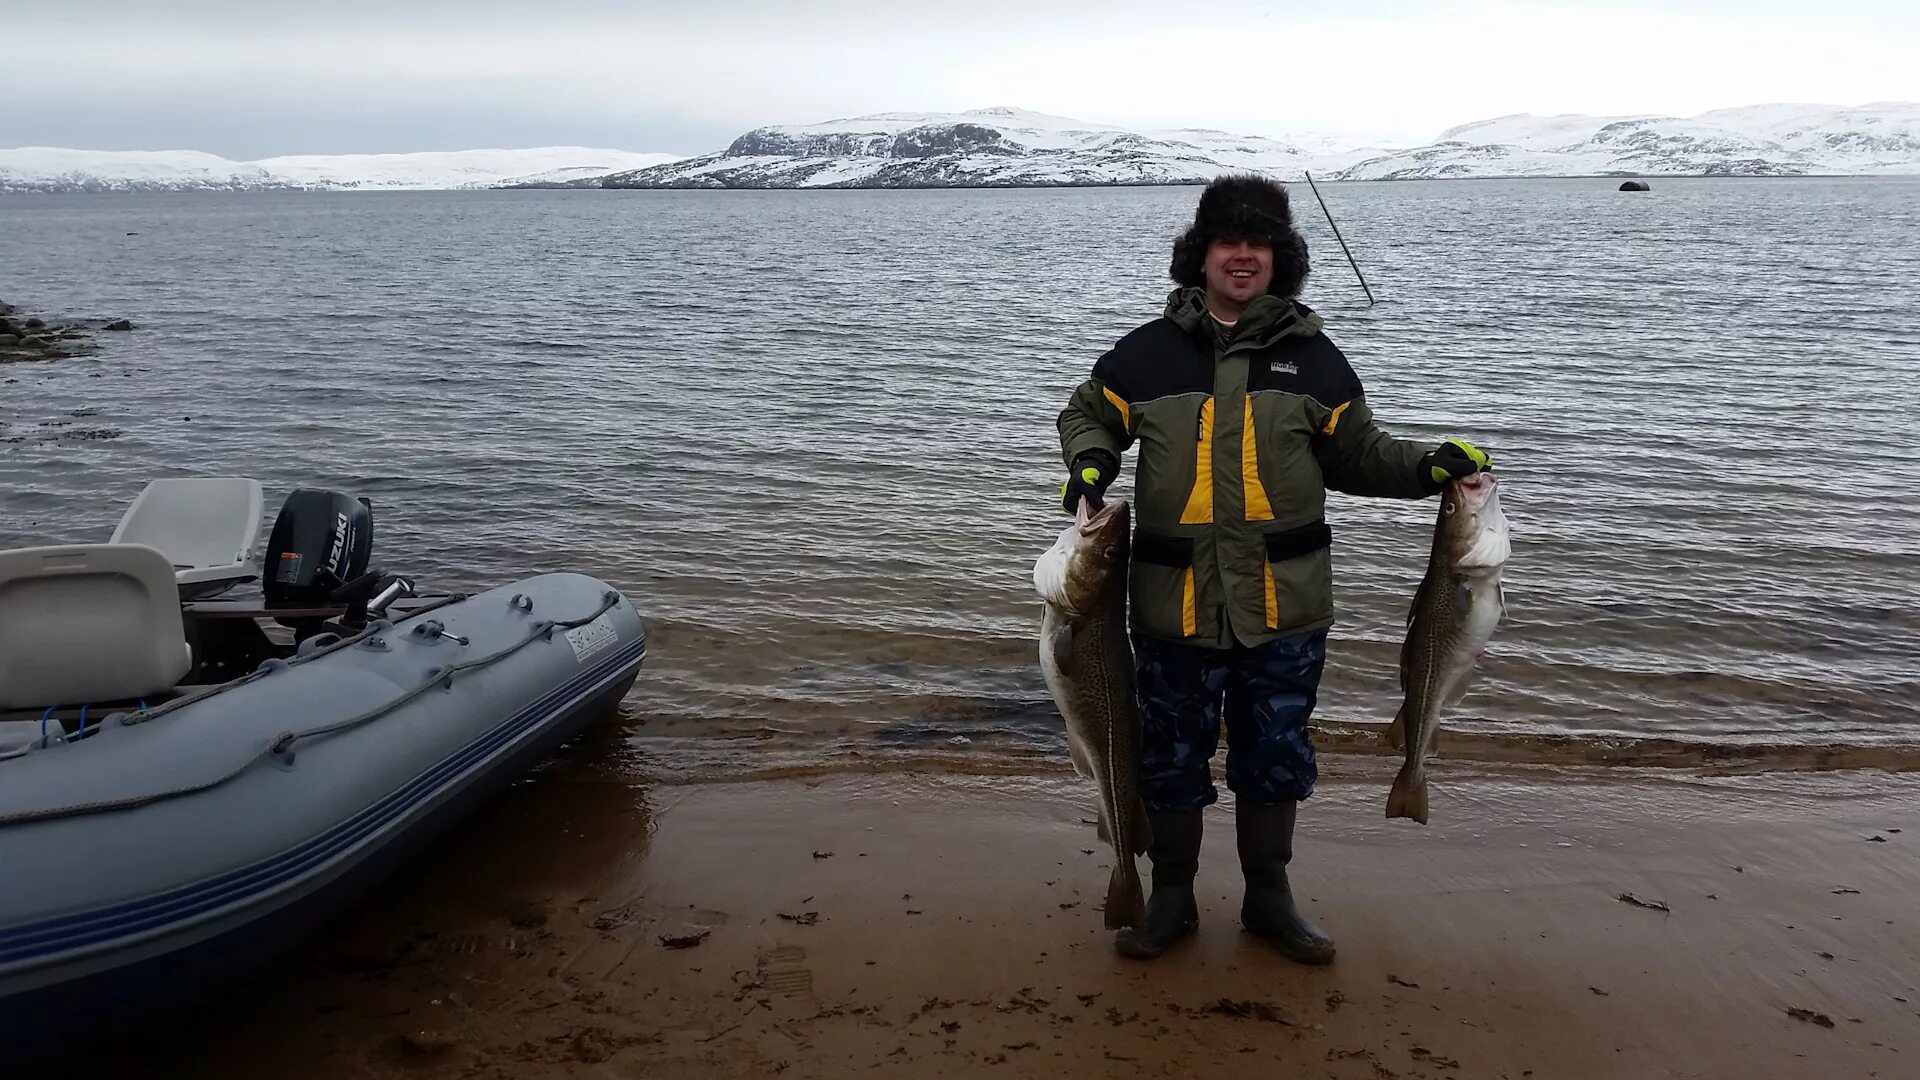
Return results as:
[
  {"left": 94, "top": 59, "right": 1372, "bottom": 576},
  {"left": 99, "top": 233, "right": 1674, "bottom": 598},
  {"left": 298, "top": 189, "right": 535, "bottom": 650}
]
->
[
  {"left": 1059, "top": 453, "right": 1115, "bottom": 514},
  {"left": 1418, "top": 437, "right": 1493, "bottom": 492}
]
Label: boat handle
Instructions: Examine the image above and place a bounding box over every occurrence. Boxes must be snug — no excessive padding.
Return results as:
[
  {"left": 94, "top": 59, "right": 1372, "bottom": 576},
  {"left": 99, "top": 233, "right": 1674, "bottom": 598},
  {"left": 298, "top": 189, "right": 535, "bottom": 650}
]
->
[{"left": 411, "top": 619, "right": 469, "bottom": 646}]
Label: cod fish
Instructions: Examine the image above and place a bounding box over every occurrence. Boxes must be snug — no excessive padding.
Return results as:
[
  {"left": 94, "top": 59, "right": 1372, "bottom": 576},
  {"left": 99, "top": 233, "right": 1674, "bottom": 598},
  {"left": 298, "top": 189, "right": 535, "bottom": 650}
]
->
[
  {"left": 1386, "top": 471, "right": 1511, "bottom": 824},
  {"left": 1034, "top": 496, "right": 1149, "bottom": 929}
]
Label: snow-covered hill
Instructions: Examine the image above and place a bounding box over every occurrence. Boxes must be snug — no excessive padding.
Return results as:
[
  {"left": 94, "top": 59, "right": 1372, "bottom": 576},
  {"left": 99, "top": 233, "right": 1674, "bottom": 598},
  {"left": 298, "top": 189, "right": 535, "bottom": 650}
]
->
[
  {"left": 1337, "top": 103, "right": 1920, "bottom": 179},
  {"left": 1696, "top": 102, "right": 1920, "bottom": 172},
  {"left": 598, "top": 102, "right": 1920, "bottom": 187},
  {"left": 252, "top": 148, "right": 682, "bottom": 190},
  {"left": 0, "top": 148, "right": 298, "bottom": 193},
  {"left": 597, "top": 107, "right": 1321, "bottom": 188},
  {"left": 0, "top": 147, "right": 682, "bottom": 193}
]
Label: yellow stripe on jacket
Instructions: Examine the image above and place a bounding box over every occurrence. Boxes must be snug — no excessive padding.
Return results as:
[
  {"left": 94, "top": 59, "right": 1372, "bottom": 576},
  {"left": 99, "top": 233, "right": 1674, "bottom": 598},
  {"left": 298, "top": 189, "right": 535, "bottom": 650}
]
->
[
  {"left": 1180, "top": 397, "right": 1214, "bottom": 525},
  {"left": 1263, "top": 560, "right": 1278, "bottom": 628},
  {"left": 1242, "top": 397, "right": 1274, "bottom": 521},
  {"left": 1102, "top": 386, "right": 1131, "bottom": 432}
]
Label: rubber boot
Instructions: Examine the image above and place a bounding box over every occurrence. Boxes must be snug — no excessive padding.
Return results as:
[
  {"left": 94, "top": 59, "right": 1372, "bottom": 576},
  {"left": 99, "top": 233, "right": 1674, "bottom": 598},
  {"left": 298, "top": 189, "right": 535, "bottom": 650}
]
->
[
  {"left": 1237, "top": 801, "right": 1336, "bottom": 964},
  {"left": 1113, "top": 810, "right": 1203, "bottom": 960}
]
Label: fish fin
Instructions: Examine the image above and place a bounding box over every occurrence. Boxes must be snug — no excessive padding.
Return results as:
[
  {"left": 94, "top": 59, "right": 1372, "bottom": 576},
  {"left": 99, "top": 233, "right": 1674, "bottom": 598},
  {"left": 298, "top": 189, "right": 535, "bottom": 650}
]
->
[
  {"left": 1104, "top": 858, "right": 1146, "bottom": 930},
  {"left": 1032, "top": 524, "right": 1079, "bottom": 605},
  {"left": 1047, "top": 622, "right": 1074, "bottom": 671},
  {"left": 1094, "top": 804, "right": 1112, "bottom": 845},
  {"left": 1384, "top": 704, "right": 1406, "bottom": 751},
  {"left": 1130, "top": 796, "right": 1153, "bottom": 856},
  {"left": 1385, "top": 761, "right": 1430, "bottom": 824}
]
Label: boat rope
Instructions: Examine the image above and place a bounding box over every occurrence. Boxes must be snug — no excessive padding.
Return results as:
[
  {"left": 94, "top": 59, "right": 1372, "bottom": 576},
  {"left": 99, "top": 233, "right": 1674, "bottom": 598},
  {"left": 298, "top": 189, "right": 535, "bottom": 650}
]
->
[
  {"left": 117, "top": 593, "right": 468, "bottom": 729},
  {"left": 0, "top": 591, "right": 622, "bottom": 828}
]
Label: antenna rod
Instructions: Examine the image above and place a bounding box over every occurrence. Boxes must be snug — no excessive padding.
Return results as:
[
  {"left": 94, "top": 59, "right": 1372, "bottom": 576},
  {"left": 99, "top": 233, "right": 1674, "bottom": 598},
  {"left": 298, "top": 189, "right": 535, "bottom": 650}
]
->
[{"left": 1303, "top": 170, "right": 1376, "bottom": 306}]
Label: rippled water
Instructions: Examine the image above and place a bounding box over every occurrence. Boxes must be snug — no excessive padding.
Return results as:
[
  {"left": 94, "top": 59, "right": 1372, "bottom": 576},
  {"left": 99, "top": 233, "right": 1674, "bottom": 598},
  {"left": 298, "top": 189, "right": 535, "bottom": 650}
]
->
[{"left": 3, "top": 178, "right": 1917, "bottom": 774}]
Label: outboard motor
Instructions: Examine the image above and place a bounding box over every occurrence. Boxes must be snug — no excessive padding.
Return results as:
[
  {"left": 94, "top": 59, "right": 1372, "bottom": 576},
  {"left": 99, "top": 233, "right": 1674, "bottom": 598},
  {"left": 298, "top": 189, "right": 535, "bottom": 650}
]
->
[{"left": 264, "top": 489, "right": 373, "bottom": 605}]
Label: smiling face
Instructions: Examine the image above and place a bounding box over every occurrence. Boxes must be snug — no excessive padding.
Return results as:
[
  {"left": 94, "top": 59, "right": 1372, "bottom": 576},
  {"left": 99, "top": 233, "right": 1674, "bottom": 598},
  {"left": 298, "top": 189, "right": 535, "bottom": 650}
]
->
[{"left": 1203, "top": 236, "right": 1274, "bottom": 319}]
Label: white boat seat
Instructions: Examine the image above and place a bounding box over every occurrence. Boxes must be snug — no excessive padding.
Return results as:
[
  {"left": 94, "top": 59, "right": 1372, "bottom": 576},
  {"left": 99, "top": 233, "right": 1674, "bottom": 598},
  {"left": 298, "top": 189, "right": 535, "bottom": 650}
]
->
[
  {"left": 0, "top": 544, "right": 194, "bottom": 710},
  {"left": 110, "top": 477, "right": 263, "bottom": 599}
]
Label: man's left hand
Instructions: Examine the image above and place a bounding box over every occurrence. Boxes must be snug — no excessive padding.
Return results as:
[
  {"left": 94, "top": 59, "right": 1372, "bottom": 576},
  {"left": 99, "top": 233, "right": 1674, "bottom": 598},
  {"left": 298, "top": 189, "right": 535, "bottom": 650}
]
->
[{"left": 1419, "top": 438, "right": 1492, "bottom": 491}]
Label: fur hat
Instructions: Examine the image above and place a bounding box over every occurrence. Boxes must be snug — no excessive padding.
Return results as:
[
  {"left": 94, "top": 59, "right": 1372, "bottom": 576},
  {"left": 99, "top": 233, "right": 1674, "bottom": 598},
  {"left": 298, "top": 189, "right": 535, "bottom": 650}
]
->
[{"left": 1169, "top": 174, "right": 1310, "bottom": 299}]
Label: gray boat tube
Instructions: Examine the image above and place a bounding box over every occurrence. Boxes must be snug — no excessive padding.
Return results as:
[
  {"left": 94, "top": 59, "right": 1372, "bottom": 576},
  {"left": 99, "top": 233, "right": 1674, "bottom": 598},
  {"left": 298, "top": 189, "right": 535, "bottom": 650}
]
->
[{"left": 0, "top": 570, "right": 647, "bottom": 1054}]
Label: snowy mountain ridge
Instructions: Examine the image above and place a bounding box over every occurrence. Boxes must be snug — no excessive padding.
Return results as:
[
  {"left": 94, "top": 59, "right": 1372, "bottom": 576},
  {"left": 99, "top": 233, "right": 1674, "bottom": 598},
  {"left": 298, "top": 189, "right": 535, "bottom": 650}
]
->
[
  {"left": 5, "top": 102, "right": 1917, "bottom": 193},
  {"left": 1342, "top": 102, "right": 1920, "bottom": 179},
  {"left": 588, "top": 107, "right": 1324, "bottom": 189},
  {"left": 598, "top": 102, "right": 1920, "bottom": 187},
  {"left": 0, "top": 147, "right": 683, "bottom": 194}
]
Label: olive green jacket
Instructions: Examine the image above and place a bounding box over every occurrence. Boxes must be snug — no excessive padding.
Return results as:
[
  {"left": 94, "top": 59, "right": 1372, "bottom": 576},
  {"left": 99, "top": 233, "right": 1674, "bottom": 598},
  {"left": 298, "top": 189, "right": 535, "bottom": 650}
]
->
[{"left": 1058, "top": 288, "right": 1435, "bottom": 649}]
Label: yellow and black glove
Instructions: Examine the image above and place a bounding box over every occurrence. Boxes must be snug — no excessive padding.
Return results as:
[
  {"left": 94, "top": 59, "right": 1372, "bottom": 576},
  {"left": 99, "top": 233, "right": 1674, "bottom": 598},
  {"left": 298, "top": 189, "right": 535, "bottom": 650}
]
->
[
  {"left": 1059, "top": 451, "right": 1116, "bottom": 514},
  {"left": 1418, "top": 438, "right": 1492, "bottom": 493}
]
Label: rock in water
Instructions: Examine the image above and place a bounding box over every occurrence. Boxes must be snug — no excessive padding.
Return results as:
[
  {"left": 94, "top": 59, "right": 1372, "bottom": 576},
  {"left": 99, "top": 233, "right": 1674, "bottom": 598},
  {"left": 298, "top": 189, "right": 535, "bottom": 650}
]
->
[
  {"left": 23, "top": 317, "right": 45, "bottom": 329},
  {"left": 0, "top": 301, "right": 13, "bottom": 316},
  {"left": 1385, "top": 472, "right": 1511, "bottom": 823},
  {"left": 1619, "top": 180, "right": 1651, "bottom": 191},
  {"left": 103, "top": 319, "right": 134, "bottom": 331}
]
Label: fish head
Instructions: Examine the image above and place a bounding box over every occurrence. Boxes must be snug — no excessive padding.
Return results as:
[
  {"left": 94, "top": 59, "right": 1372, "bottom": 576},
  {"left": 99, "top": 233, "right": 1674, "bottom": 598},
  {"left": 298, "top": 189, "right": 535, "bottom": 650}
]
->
[
  {"left": 1033, "top": 497, "right": 1131, "bottom": 614},
  {"left": 1439, "top": 472, "right": 1510, "bottom": 572},
  {"left": 1073, "top": 495, "right": 1131, "bottom": 563}
]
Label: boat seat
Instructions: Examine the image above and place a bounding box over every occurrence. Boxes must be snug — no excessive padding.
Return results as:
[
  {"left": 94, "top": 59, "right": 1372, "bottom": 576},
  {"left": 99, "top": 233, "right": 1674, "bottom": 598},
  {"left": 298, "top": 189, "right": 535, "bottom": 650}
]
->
[
  {"left": 110, "top": 477, "right": 264, "bottom": 600},
  {"left": 0, "top": 544, "right": 194, "bottom": 710}
]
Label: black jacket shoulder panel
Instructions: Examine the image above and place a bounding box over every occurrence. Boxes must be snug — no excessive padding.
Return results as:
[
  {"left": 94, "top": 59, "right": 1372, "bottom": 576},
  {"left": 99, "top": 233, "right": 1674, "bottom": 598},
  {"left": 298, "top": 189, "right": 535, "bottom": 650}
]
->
[
  {"left": 1248, "top": 330, "right": 1364, "bottom": 405},
  {"left": 1093, "top": 318, "right": 1212, "bottom": 401}
]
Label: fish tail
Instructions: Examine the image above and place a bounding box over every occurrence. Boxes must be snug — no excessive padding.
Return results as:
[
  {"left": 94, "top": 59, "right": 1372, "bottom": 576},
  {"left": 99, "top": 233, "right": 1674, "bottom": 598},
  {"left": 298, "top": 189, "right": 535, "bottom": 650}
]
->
[
  {"left": 1105, "top": 857, "right": 1146, "bottom": 930},
  {"left": 1384, "top": 704, "right": 1406, "bottom": 750},
  {"left": 1386, "top": 759, "right": 1430, "bottom": 824}
]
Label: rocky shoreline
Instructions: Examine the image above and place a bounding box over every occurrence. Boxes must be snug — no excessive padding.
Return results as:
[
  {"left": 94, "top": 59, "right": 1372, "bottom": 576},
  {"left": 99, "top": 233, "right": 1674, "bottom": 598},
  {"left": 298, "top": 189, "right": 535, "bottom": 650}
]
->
[{"left": 0, "top": 298, "right": 133, "bottom": 363}]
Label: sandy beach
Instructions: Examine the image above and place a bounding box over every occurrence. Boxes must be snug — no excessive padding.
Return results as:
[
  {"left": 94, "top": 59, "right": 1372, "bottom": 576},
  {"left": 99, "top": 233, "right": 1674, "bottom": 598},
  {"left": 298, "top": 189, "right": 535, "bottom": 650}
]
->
[{"left": 64, "top": 746, "right": 1918, "bottom": 1080}]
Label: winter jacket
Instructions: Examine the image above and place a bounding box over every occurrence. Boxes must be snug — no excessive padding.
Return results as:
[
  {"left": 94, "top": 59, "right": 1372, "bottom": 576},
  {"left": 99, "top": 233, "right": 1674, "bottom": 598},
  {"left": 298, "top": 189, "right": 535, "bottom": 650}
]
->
[{"left": 1057, "top": 287, "right": 1435, "bottom": 649}]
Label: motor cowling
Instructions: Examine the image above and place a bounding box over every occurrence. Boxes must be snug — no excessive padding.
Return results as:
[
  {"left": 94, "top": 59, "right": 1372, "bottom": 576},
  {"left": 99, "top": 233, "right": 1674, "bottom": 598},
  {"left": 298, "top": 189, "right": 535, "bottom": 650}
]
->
[{"left": 263, "top": 489, "right": 373, "bottom": 604}]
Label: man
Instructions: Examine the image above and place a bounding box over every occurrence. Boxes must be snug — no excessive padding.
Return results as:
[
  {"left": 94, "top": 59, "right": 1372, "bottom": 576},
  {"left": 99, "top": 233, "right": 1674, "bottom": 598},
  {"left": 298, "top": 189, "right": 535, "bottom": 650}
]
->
[{"left": 1055, "top": 175, "right": 1490, "bottom": 963}]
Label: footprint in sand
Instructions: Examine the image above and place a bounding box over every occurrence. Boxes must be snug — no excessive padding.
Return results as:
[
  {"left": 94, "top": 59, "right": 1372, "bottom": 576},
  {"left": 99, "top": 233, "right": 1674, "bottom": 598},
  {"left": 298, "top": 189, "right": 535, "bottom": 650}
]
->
[{"left": 758, "top": 944, "right": 816, "bottom": 998}]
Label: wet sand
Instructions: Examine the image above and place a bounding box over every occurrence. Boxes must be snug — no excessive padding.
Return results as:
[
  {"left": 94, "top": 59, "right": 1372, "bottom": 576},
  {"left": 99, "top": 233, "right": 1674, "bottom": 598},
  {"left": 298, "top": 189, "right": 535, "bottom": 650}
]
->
[{"left": 73, "top": 752, "right": 1920, "bottom": 1080}]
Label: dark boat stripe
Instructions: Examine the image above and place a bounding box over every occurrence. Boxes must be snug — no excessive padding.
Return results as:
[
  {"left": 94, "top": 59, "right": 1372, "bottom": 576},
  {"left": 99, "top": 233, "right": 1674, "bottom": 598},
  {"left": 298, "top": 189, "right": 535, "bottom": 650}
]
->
[{"left": 0, "top": 636, "right": 645, "bottom": 969}]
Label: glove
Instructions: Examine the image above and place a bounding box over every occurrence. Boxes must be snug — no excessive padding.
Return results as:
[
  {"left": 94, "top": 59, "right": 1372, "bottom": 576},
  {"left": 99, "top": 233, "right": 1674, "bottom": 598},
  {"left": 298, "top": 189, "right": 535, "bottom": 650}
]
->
[
  {"left": 1059, "top": 451, "right": 1116, "bottom": 514},
  {"left": 1419, "top": 438, "right": 1492, "bottom": 492}
]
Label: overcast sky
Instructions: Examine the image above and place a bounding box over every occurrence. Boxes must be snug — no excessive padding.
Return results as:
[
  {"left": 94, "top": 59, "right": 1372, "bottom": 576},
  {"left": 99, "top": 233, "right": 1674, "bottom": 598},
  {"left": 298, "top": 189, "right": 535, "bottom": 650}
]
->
[{"left": 2, "top": 0, "right": 1915, "bottom": 159}]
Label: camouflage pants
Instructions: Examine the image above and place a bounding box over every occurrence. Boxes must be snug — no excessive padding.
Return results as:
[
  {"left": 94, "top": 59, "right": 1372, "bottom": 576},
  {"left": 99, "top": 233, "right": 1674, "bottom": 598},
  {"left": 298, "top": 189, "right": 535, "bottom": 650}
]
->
[{"left": 1132, "top": 628, "right": 1329, "bottom": 812}]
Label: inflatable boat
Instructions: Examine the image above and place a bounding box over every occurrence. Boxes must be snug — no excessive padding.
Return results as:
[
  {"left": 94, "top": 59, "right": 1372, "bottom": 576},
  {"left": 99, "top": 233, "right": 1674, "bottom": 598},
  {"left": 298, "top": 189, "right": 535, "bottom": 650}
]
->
[{"left": 0, "top": 479, "right": 647, "bottom": 1058}]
